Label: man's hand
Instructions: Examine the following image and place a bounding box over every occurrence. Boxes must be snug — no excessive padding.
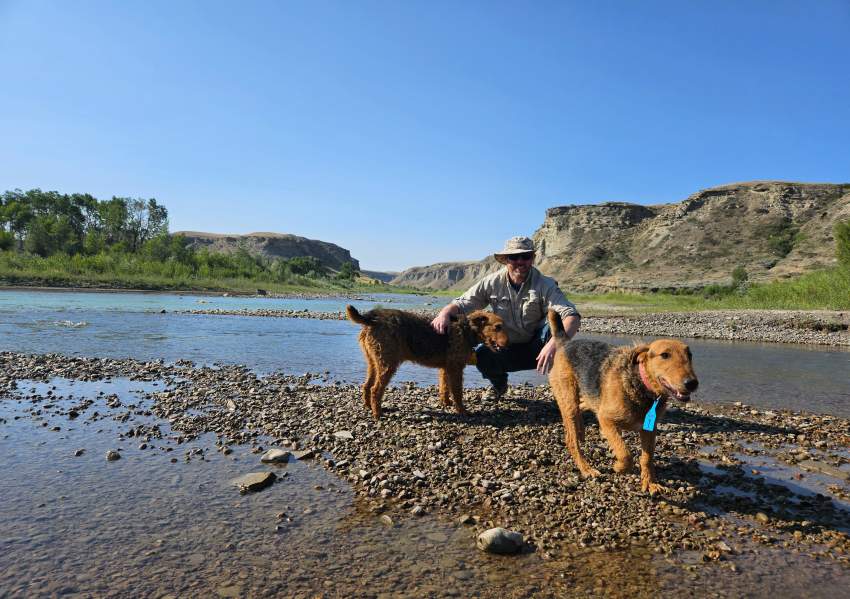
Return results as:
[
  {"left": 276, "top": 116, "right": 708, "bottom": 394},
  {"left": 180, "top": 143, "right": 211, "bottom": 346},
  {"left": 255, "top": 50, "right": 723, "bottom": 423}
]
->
[
  {"left": 536, "top": 337, "right": 558, "bottom": 374},
  {"left": 431, "top": 304, "right": 458, "bottom": 334}
]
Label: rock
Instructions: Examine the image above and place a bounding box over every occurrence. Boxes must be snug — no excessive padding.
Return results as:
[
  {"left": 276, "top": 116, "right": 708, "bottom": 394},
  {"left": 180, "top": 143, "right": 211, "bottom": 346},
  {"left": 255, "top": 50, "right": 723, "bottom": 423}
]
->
[
  {"left": 333, "top": 430, "right": 354, "bottom": 440},
  {"left": 410, "top": 505, "right": 425, "bottom": 516},
  {"left": 457, "top": 514, "right": 475, "bottom": 526},
  {"left": 755, "top": 512, "right": 770, "bottom": 524},
  {"left": 232, "top": 472, "right": 277, "bottom": 493},
  {"left": 106, "top": 450, "right": 121, "bottom": 461},
  {"left": 380, "top": 515, "right": 394, "bottom": 527},
  {"left": 74, "top": 449, "right": 85, "bottom": 457},
  {"left": 260, "top": 448, "right": 291, "bottom": 463},
  {"left": 477, "top": 528, "right": 524, "bottom": 555},
  {"left": 292, "top": 449, "right": 315, "bottom": 460}
]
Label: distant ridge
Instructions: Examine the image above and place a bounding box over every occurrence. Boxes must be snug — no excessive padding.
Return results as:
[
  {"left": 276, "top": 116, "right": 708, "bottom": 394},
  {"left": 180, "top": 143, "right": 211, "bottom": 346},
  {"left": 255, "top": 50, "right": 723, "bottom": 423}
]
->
[
  {"left": 390, "top": 181, "right": 850, "bottom": 291},
  {"left": 174, "top": 231, "right": 359, "bottom": 271}
]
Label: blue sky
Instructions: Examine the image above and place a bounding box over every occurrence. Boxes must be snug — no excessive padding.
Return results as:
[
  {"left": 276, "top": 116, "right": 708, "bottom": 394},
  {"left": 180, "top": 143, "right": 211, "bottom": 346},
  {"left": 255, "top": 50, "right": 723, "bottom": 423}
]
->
[{"left": 1, "top": 1, "right": 848, "bottom": 271}]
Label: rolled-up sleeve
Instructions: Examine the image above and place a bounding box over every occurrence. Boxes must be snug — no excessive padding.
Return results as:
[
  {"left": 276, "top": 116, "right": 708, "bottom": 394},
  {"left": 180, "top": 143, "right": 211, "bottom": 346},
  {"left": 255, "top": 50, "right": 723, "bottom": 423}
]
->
[
  {"left": 452, "top": 279, "right": 490, "bottom": 314},
  {"left": 545, "top": 284, "right": 581, "bottom": 321}
]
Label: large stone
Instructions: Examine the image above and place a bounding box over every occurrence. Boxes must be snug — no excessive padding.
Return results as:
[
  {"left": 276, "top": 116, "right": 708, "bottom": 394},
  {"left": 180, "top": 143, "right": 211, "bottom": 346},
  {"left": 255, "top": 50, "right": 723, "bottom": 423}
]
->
[
  {"left": 232, "top": 472, "right": 277, "bottom": 493},
  {"left": 476, "top": 528, "right": 524, "bottom": 555},
  {"left": 260, "top": 448, "right": 291, "bottom": 463},
  {"left": 292, "top": 449, "right": 315, "bottom": 461}
]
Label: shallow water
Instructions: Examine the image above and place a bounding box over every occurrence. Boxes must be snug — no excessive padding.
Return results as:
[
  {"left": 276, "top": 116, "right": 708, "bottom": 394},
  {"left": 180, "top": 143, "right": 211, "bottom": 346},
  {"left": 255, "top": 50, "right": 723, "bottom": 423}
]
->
[
  {"left": 2, "top": 290, "right": 850, "bottom": 597},
  {"left": 2, "top": 378, "right": 848, "bottom": 598},
  {"left": 1, "top": 290, "right": 849, "bottom": 417}
]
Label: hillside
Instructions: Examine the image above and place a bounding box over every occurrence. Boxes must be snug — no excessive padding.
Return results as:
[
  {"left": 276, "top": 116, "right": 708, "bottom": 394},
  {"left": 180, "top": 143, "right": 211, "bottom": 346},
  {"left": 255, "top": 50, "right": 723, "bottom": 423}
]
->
[
  {"left": 174, "top": 231, "right": 359, "bottom": 272},
  {"left": 390, "top": 181, "right": 850, "bottom": 291}
]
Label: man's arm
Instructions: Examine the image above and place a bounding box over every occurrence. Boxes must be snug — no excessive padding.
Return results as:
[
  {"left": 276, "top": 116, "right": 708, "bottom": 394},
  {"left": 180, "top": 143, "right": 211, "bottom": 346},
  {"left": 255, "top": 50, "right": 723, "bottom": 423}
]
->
[
  {"left": 431, "top": 302, "right": 461, "bottom": 334},
  {"left": 431, "top": 278, "right": 490, "bottom": 334},
  {"left": 536, "top": 314, "right": 580, "bottom": 373}
]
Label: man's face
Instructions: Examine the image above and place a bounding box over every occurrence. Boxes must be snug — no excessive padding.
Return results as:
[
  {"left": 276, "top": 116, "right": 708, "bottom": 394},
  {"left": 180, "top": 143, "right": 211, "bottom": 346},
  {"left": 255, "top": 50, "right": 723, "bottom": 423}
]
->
[{"left": 505, "top": 252, "right": 534, "bottom": 280}]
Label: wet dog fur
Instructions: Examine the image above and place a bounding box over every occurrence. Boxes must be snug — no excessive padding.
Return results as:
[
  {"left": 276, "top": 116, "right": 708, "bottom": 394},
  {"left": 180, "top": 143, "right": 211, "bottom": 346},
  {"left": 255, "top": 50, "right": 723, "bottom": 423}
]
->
[
  {"left": 547, "top": 310, "right": 699, "bottom": 494},
  {"left": 346, "top": 306, "right": 509, "bottom": 418}
]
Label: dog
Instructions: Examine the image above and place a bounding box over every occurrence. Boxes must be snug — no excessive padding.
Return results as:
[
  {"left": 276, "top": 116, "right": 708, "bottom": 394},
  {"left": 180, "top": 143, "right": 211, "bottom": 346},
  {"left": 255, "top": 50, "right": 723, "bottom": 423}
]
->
[
  {"left": 346, "top": 306, "right": 509, "bottom": 418},
  {"left": 547, "top": 310, "right": 699, "bottom": 494}
]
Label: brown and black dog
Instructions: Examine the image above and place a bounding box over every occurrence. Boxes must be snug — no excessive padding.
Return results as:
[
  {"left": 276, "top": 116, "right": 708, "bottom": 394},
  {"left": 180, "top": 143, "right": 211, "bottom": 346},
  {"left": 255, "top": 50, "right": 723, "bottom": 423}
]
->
[
  {"left": 547, "top": 310, "right": 699, "bottom": 494},
  {"left": 346, "top": 306, "right": 509, "bottom": 418}
]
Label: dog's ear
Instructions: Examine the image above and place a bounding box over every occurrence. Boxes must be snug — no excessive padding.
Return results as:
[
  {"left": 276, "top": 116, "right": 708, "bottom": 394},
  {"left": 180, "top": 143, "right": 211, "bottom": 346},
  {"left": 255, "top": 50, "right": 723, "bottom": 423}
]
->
[
  {"left": 630, "top": 344, "right": 650, "bottom": 365},
  {"left": 470, "top": 313, "right": 488, "bottom": 328}
]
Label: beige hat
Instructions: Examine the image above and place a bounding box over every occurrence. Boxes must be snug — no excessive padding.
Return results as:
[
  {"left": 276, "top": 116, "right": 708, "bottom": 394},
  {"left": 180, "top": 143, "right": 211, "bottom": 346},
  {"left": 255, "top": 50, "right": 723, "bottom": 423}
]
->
[{"left": 494, "top": 236, "right": 535, "bottom": 264}]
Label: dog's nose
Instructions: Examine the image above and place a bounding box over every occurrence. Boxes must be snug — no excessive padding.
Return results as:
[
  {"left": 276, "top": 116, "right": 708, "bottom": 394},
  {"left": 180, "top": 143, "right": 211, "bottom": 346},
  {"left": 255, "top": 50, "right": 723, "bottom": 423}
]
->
[{"left": 684, "top": 378, "right": 699, "bottom": 392}]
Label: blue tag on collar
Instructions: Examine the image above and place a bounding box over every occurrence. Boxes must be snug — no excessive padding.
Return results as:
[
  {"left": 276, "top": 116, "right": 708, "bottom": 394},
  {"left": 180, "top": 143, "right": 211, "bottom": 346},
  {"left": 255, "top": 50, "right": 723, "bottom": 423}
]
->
[{"left": 642, "top": 397, "right": 660, "bottom": 432}]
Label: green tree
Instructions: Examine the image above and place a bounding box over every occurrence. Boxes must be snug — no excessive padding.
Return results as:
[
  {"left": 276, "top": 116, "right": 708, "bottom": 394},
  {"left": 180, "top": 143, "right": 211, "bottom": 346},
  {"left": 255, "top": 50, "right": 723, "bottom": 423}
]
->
[
  {"left": 287, "top": 256, "right": 324, "bottom": 276},
  {"left": 336, "top": 261, "right": 358, "bottom": 280}
]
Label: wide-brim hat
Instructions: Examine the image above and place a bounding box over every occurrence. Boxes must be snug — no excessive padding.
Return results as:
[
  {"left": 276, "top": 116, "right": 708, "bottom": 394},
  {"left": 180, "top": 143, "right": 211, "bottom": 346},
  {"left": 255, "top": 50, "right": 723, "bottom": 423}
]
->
[{"left": 494, "top": 236, "right": 535, "bottom": 264}]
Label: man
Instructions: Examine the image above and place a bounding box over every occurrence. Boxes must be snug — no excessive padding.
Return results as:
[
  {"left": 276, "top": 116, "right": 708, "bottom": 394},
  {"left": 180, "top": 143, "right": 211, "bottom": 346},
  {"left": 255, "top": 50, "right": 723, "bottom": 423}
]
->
[{"left": 431, "top": 236, "right": 581, "bottom": 398}]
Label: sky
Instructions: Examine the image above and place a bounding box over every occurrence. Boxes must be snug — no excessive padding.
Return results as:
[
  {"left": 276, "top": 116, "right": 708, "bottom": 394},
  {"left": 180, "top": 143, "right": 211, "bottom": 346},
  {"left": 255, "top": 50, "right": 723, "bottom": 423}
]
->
[{"left": 1, "top": 1, "right": 848, "bottom": 272}]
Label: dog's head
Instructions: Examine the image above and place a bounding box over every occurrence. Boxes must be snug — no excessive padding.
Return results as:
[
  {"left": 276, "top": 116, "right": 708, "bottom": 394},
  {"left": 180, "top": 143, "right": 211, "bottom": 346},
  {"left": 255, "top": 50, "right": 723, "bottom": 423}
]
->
[
  {"left": 631, "top": 339, "right": 698, "bottom": 402},
  {"left": 467, "top": 310, "right": 509, "bottom": 351}
]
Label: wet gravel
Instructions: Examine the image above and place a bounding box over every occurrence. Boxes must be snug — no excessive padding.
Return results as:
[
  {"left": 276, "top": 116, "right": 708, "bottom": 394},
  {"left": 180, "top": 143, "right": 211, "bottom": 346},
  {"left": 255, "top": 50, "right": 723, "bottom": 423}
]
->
[
  {"left": 177, "top": 308, "right": 850, "bottom": 346},
  {"left": 2, "top": 351, "right": 848, "bottom": 574}
]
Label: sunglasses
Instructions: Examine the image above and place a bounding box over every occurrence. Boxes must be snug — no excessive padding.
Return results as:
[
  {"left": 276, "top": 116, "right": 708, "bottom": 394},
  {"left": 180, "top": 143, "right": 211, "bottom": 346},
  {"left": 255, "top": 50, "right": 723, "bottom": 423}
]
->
[{"left": 506, "top": 252, "right": 534, "bottom": 262}]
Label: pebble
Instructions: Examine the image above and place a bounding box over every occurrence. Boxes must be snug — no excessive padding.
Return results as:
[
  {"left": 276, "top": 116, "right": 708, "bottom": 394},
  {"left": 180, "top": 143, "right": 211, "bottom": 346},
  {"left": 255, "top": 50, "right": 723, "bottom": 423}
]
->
[
  {"left": 260, "top": 448, "right": 291, "bottom": 463},
  {"left": 476, "top": 528, "right": 524, "bottom": 555},
  {"left": 231, "top": 472, "right": 276, "bottom": 493}
]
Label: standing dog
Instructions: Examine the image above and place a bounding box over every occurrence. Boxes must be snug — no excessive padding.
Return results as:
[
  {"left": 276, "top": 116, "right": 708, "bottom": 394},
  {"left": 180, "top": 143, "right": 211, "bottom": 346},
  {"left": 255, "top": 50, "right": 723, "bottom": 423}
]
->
[
  {"left": 346, "top": 306, "right": 508, "bottom": 418},
  {"left": 547, "top": 310, "right": 698, "bottom": 494}
]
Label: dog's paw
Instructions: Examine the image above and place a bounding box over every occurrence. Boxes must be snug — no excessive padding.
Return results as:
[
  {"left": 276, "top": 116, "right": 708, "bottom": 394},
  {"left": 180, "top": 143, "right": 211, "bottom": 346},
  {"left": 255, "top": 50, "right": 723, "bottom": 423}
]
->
[
  {"left": 613, "top": 458, "right": 633, "bottom": 474},
  {"left": 641, "top": 480, "right": 667, "bottom": 495},
  {"left": 580, "top": 467, "right": 601, "bottom": 479}
]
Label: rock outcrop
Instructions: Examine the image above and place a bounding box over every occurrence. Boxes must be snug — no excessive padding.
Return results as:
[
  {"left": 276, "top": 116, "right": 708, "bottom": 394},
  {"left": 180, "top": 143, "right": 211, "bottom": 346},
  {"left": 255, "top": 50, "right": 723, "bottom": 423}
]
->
[
  {"left": 360, "top": 270, "right": 398, "bottom": 283},
  {"left": 174, "top": 231, "right": 359, "bottom": 271},
  {"left": 390, "top": 259, "right": 502, "bottom": 290},
  {"left": 391, "top": 181, "right": 850, "bottom": 291}
]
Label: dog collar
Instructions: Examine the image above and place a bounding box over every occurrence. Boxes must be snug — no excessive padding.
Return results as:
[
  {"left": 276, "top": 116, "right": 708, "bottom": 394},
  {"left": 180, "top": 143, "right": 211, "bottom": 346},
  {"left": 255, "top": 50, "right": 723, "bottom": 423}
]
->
[
  {"left": 638, "top": 362, "right": 654, "bottom": 394},
  {"left": 638, "top": 362, "right": 662, "bottom": 432}
]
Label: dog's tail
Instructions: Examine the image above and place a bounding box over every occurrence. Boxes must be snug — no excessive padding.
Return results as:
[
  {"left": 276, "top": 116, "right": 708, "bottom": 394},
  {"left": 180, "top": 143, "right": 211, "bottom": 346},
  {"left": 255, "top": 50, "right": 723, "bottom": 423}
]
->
[
  {"left": 547, "top": 309, "right": 569, "bottom": 347},
  {"left": 345, "top": 305, "right": 374, "bottom": 326}
]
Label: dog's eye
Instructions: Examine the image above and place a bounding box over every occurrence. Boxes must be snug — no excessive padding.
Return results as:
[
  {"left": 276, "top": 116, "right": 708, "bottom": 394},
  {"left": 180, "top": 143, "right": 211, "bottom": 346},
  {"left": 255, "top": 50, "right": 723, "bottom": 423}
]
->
[
  {"left": 494, "top": 324, "right": 502, "bottom": 331},
  {"left": 660, "top": 352, "right": 670, "bottom": 359}
]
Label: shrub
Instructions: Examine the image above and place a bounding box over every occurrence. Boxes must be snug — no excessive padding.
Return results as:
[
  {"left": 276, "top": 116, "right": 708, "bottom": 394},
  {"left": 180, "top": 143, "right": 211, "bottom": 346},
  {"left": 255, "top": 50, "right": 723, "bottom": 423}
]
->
[{"left": 835, "top": 219, "right": 850, "bottom": 269}]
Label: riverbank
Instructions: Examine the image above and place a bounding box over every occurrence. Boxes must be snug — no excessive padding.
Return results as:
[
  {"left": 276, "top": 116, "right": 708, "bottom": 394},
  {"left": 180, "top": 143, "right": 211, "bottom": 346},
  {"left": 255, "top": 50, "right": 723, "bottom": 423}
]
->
[
  {"left": 2, "top": 351, "right": 848, "bottom": 595},
  {"left": 178, "top": 307, "right": 850, "bottom": 346}
]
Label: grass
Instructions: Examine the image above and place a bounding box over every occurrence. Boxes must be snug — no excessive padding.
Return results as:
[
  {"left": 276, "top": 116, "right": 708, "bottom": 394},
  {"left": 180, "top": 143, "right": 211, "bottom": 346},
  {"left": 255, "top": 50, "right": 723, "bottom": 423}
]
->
[
  {"left": 569, "top": 267, "right": 850, "bottom": 313},
  {"left": 0, "top": 251, "right": 422, "bottom": 296}
]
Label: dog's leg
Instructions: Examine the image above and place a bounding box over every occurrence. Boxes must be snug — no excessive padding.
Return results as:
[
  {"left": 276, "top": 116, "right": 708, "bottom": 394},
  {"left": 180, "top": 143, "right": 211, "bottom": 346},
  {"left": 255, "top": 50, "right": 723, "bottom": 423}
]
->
[
  {"left": 553, "top": 393, "right": 600, "bottom": 478},
  {"left": 369, "top": 361, "right": 398, "bottom": 419},
  {"left": 639, "top": 430, "right": 665, "bottom": 495},
  {"left": 438, "top": 369, "right": 452, "bottom": 408},
  {"left": 598, "top": 416, "right": 634, "bottom": 475},
  {"left": 445, "top": 365, "right": 467, "bottom": 415},
  {"left": 363, "top": 352, "right": 377, "bottom": 410}
]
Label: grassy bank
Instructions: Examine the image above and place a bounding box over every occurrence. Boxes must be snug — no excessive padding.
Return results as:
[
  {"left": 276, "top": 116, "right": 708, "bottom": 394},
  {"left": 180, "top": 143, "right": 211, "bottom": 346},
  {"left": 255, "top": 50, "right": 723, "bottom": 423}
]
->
[
  {"left": 0, "top": 251, "right": 419, "bottom": 296},
  {"left": 430, "top": 268, "right": 850, "bottom": 312},
  {"left": 570, "top": 267, "right": 850, "bottom": 312}
]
